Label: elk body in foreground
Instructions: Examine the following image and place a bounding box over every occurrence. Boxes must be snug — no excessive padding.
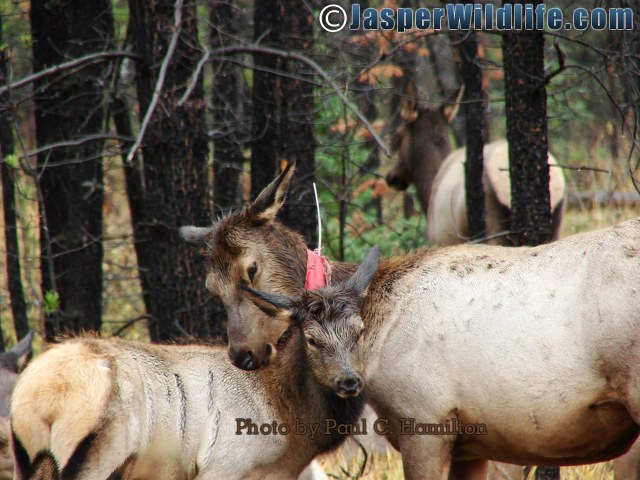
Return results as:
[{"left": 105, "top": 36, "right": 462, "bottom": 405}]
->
[
  {"left": 9, "top": 259, "right": 375, "bottom": 480},
  {"left": 385, "top": 98, "right": 566, "bottom": 245},
  {"left": 182, "top": 166, "right": 640, "bottom": 479},
  {"left": 249, "top": 217, "right": 640, "bottom": 479}
]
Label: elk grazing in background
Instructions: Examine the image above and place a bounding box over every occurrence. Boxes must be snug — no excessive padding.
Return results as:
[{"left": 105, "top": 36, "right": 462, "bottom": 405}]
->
[
  {"left": 385, "top": 90, "right": 566, "bottom": 245},
  {"left": 8, "top": 259, "right": 375, "bottom": 480},
  {"left": 249, "top": 214, "right": 640, "bottom": 479}
]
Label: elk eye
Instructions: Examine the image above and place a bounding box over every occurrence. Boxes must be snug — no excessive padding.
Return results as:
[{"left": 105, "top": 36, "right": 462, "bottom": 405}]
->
[
  {"left": 306, "top": 337, "right": 318, "bottom": 349},
  {"left": 247, "top": 262, "right": 258, "bottom": 281}
]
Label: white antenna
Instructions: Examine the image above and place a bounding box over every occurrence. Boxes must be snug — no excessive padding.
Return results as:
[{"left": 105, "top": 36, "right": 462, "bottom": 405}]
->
[{"left": 313, "top": 182, "right": 322, "bottom": 252}]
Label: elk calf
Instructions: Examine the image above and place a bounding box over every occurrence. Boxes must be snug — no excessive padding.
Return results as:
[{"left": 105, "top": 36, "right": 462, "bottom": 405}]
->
[
  {"left": 9, "top": 255, "right": 378, "bottom": 480},
  {"left": 252, "top": 218, "right": 640, "bottom": 479}
]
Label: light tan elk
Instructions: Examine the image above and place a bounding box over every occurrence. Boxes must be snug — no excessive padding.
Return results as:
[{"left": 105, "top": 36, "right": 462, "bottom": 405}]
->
[
  {"left": 385, "top": 95, "right": 566, "bottom": 245},
  {"left": 182, "top": 166, "right": 640, "bottom": 478},
  {"left": 248, "top": 216, "right": 640, "bottom": 479},
  {"left": 10, "top": 257, "right": 375, "bottom": 480}
]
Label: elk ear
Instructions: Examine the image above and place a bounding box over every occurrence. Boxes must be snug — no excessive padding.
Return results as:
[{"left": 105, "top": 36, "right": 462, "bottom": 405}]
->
[
  {"left": 179, "top": 226, "right": 212, "bottom": 247},
  {"left": 346, "top": 245, "right": 380, "bottom": 296},
  {"left": 441, "top": 86, "right": 464, "bottom": 124},
  {"left": 241, "top": 284, "right": 297, "bottom": 322},
  {"left": 400, "top": 83, "right": 419, "bottom": 124},
  {"left": 10, "top": 330, "right": 34, "bottom": 371},
  {"left": 248, "top": 162, "right": 296, "bottom": 223}
]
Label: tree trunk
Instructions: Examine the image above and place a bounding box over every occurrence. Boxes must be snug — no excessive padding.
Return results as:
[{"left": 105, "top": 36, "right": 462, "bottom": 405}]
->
[
  {"left": 502, "top": 3, "right": 558, "bottom": 476},
  {"left": 250, "top": 0, "right": 280, "bottom": 200},
  {"left": 276, "top": 2, "right": 317, "bottom": 247},
  {"left": 211, "top": 1, "right": 246, "bottom": 214},
  {"left": 30, "top": 0, "right": 113, "bottom": 339},
  {"left": 128, "top": 0, "right": 215, "bottom": 342},
  {"left": 460, "top": 32, "right": 486, "bottom": 241},
  {"left": 0, "top": 14, "right": 27, "bottom": 344},
  {"left": 251, "top": 1, "right": 317, "bottom": 246},
  {"left": 502, "top": 0, "right": 553, "bottom": 247}
]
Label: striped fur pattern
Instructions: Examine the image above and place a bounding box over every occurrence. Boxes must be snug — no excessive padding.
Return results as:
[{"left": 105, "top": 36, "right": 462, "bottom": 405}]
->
[{"left": 10, "top": 275, "right": 372, "bottom": 480}]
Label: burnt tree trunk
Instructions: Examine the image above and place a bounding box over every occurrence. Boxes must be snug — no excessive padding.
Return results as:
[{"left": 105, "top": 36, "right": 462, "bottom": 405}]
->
[
  {"left": 0, "top": 14, "right": 27, "bottom": 344},
  {"left": 251, "top": 0, "right": 279, "bottom": 199},
  {"left": 459, "top": 32, "right": 486, "bottom": 241},
  {"left": 502, "top": 0, "right": 553, "bottom": 247},
  {"left": 30, "top": 0, "right": 114, "bottom": 339},
  {"left": 503, "top": 4, "right": 558, "bottom": 476},
  {"left": 128, "top": 0, "right": 215, "bottom": 341},
  {"left": 211, "top": 1, "right": 246, "bottom": 214},
  {"left": 276, "top": 3, "right": 316, "bottom": 246},
  {"left": 251, "top": 1, "right": 317, "bottom": 246}
]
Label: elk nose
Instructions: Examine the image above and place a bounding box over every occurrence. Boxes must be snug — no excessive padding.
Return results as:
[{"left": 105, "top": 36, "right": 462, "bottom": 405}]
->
[
  {"left": 385, "top": 173, "right": 409, "bottom": 191},
  {"left": 230, "top": 349, "right": 257, "bottom": 371},
  {"left": 336, "top": 375, "right": 362, "bottom": 397}
]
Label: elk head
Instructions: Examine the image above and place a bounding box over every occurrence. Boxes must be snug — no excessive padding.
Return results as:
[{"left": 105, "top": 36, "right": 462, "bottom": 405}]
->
[
  {"left": 242, "top": 245, "right": 379, "bottom": 398},
  {"left": 180, "top": 164, "right": 308, "bottom": 371}
]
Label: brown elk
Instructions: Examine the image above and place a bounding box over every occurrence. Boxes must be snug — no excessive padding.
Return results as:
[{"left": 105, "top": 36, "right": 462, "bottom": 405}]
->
[
  {"left": 9, "top": 257, "right": 375, "bottom": 480},
  {"left": 249, "top": 215, "right": 640, "bottom": 479},
  {"left": 182, "top": 165, "right": 640, "bottom": 479},
  {"left": 385, "top": 94, "right": 566, "bottom": 245}
]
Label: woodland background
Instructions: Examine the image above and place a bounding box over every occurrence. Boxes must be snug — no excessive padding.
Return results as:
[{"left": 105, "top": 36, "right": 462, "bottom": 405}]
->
[{"left": 0, "top": 0, "right": 639, "bottom": 353}]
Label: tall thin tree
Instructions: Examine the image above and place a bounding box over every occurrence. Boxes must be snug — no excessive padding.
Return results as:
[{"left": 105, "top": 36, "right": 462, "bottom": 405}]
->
[
  {"left": 211, "top": 1, "right": 246, "bottom": 214},
  {"left": 460, "top": 32, "right": 486, "bottom": 241},
  {"left": 29, "top": 0, "right": 114, "bottom": 339},
  {"left": 0, "top": 14, "right": 20, "bottom": 346},
  {"left": 127, "top": 0, "right": 214, "bottom": 341},
  {"left": 502, "top": 0, "right": 553, "bottom": 247},
  {"left": 502, "top": 1, "right": 558, "bottom": 476},
  {"left": 276, "top": 3, "right": 317, "bottom": 246}
]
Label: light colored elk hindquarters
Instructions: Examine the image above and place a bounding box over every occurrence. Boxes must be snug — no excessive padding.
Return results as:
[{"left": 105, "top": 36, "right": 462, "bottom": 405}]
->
[
  {"left": 10, "top": 256, "right": 374, "bottom": 480},
  {"left": 254, "top": 218, "right": 640, "bottom": 478},
  {"left": 385, "top": 91, "right": 566, "bottom": 246},
  {"left": 362, "top": 219, "right": 640, "bottom": 478},
  {"left": 427, "top": 139, "right": 566, "bottom": 245}
]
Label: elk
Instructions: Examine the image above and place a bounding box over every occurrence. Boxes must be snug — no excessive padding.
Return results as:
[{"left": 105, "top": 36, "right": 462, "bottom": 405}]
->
[
  {"left": 9, "top": 257, "right": 375, "bottom": 480},
  {"left": 385, "top": 94, "right": 566, "bottom": 245},
  {"left": 0, "top": 331, "right": 34, "bottom": 480},
  {"left": 182, "top": 165, "right": 640, "bottom": 478},
  {"left": 249, "top": 215, "right": 640, "bottom": 479}
]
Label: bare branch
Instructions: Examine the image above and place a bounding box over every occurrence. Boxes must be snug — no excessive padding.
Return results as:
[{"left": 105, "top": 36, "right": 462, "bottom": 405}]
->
[
  {"left": 0, "top": 52, "right": 137, "bottom": 97},
  {"left": 15, "top": 134, "right": 133, "bottom": 160},
  {"left": 176, "top": 43, "right": 391, "bottom": 157},
  {"left": 126, "top": 0, "right": 184, "bottom": 164},
  {"left": 178, "top": 45, "right": 210, "bottom": 107}
]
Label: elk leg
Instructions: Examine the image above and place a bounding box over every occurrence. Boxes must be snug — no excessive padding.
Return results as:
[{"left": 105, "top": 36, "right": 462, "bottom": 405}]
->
[
  {"left": 450, "top": 459, "right": 489, "bottom": 479},
  {"left": 399, "top": 433, "right": 453, "bottom": 480}
]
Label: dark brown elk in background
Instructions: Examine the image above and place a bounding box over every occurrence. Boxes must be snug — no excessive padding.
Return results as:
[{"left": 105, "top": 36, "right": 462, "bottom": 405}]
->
[{"left": 385, "top": 93, "right": 566, "bottom": 246}]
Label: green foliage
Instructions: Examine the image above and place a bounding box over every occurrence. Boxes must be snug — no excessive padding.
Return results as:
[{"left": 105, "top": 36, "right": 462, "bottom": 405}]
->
[
  {"left": 4, "top": 153, "right": 18, "bottom": 168},
  {"left": 314, "top": 95, "right": 426, "bottom": 263},
  {"left": 43, "top": 291, "right": 60, "bottom": 315}
]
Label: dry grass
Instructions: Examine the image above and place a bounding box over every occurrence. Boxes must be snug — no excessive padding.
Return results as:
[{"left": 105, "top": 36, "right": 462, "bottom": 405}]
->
[{"left": 320, "top": 445, "right": 616, "bottom": 479}]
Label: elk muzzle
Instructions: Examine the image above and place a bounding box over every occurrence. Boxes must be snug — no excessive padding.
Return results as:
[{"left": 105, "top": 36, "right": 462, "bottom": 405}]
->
[
  {"left": 229, "top": 344, "right": 274, "bottom": 371},
  {"left": 385, "top": 171, "right": 409, "bottom": 191},
  {"left": 335, "top": 373, "right": 363, "bottom": 398}
]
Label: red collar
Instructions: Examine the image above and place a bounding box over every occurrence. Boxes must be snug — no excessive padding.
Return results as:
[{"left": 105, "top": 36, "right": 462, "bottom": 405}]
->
[{"left": 305, "top": 249, "right": 332, "bottom": 290}]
